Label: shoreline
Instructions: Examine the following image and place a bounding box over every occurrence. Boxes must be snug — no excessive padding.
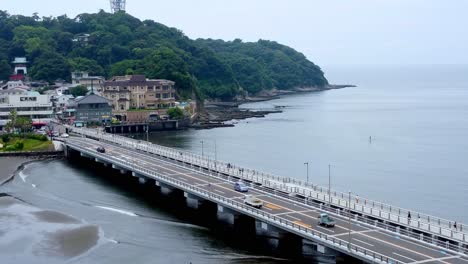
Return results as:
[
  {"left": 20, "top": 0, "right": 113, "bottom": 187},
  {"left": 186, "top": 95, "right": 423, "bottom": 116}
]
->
[{"left": 197, "top": 84, "right": 354, "bottom": 129}]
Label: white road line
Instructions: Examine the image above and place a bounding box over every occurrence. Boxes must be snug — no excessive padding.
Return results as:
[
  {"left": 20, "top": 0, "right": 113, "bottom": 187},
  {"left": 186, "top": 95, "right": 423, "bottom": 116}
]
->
[
  {"left": 409, "top": 255, "right": 461, "bottom": 264},
  {"left": 284, "top": 215, "right": 302, "bottom": 221},
  {"left": 213, "top": 189, "right": 225, "bottom": 195},
  {"left": 393, "top": 252, "right": 418, "bottom": 262},
  {"left": 263, "top": 206, "right": 273, "bottom": 211},
  {"left": 352, "top": 238, "right": 374, "bottom": 247},
  {"left": 274, "top": 210, "right": 316, "bottom": 216},
  {"left": 359, "top": 232, "right": 452, "bottom": 264},
  {"left": 332, "top": 229, "right": 376, "bottom": 237}
]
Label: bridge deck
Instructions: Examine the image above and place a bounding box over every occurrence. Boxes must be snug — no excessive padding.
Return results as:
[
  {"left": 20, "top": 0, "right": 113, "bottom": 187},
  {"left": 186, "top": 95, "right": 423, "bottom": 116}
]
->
[{"left": 65, "top": 136, "right": 468, "bottom": 264}]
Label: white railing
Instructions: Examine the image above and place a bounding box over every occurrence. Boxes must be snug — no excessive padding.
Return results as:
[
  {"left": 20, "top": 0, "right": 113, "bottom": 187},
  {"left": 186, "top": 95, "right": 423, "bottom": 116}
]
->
[
  {"left": 67, "top": 126, "right": 468, "bottom": 246},
  {"left": 68, "top": 142, "right": 403, "bottom": 264}
]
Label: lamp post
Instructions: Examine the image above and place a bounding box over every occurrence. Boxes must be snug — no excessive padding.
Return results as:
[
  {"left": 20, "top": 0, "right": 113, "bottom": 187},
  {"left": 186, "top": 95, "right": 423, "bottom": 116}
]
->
[
  {"left": 328, "top": 164, "right": 331, "bottom": 204},
  {"left": 200, "top": 140, "right": 204, "bottom": 157},
  {"left": 304, "top": 162, "right": 309, "bottom": 183},
  {"left": 214, "top": 140, "right": 217, "bottom": 170},
  {"left": 348, "top": 191, "right": 352, "bottom": 250}
]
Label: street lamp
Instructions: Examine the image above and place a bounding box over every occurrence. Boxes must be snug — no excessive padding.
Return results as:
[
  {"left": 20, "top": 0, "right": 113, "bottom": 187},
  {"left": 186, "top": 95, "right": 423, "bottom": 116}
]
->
[
  {"left": 328, "top": 164, "right": 332, "bottom": 204},
  {"left": 200, "top": 140, "right": 204, "bottom": 157},
  {"left": 348, "top": 191, "right": 352, "bottom": 250},
  {"left": 304, "top": 162, "right": 309, "bottom": 183}
]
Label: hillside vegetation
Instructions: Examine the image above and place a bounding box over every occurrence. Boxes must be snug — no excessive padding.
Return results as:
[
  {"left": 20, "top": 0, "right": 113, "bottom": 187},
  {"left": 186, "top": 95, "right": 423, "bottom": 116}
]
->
[{"left": 0, "top": 10, "right": 328, "bottom": 100}]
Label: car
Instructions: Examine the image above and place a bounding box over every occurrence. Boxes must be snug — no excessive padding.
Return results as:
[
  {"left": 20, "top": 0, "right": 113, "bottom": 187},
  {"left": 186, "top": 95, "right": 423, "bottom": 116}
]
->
[
  {"left": 60, "top": 133, "right": 69, "bottom": 138},
  {"left": 234, "top": 181, "right": 249, "bottom": 192},
  {"left": 52, "top": 131, "right": 60, "bottom": 137},
  {"left": 244, "top": 195, "right": 263, "bottom": 208},
  {"left": 96, "top": 147, "right": 106, "bottom": 153},
  {"left": 318, "top": 213, "right": 336, "bottom": 227}
]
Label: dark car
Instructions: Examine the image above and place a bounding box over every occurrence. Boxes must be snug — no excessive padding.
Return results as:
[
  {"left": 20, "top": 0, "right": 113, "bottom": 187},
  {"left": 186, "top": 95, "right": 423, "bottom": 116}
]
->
[{"left": 96, "top": 147, "right": 106, "bottom": 153}]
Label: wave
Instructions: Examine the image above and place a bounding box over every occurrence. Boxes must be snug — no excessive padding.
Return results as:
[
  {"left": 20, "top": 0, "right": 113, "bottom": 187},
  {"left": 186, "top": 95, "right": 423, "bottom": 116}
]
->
[{"left": 94, "top": 205, "right": 138, "bottom": 217}]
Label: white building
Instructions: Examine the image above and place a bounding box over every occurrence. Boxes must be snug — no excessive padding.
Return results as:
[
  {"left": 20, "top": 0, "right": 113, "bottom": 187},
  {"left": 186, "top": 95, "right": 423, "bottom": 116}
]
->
[{"left": 0, "top": 90, "right": 53, "bottom": 129}]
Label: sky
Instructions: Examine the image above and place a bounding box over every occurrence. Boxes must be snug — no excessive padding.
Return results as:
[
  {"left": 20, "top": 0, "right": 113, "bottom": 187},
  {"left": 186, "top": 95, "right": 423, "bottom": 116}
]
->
[{"left": 1, "top": 0, "right": 468, "bottom": 66}]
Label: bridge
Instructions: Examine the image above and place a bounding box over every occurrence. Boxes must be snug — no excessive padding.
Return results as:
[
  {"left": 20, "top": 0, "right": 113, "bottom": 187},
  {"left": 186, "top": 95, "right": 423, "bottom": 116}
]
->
[{"left": 61, "top": 127, "right": 468, "bottom": 263}]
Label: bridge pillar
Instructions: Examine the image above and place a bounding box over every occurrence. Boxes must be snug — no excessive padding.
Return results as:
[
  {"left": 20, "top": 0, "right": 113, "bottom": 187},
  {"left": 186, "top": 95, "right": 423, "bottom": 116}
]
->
[
  {"left": 255, "top": 220, "right": 302, "bottom": 255},
  {"left": 184, "top": 192, "right": 205, "bottom": 210},
  {"left": 217, "top": 205, "right": 240, "bottom": 225},
  {"left": 156, "top": 182, "right": 175, "bottom": 196}
]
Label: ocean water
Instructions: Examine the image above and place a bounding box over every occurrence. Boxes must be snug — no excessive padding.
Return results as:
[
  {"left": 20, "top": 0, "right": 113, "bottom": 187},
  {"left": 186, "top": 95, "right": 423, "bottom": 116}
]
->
[{"left": 1, "top": 65, "right": 467, "bottom": 263}]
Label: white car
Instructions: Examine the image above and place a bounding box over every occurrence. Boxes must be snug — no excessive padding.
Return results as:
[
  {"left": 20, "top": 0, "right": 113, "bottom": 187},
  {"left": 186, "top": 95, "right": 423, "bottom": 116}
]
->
[
  {"left": 244, "top": 195, "right": 263, "bottom": 209},
  {"left": 60, "top": 133, "right": 69, "bottom": 138}
]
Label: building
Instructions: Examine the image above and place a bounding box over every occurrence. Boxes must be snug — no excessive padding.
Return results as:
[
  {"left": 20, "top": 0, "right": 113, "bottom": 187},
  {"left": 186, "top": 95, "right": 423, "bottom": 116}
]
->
[
  {"left": 73, "top": 94, "right": 112, "bottom": 124},
  {"left": 102, "top": 75, "right": 176, "bottom": 121},
  {"left": 71, "top": 72, "right": 104, "bottom": 91},
  {"left": 10, "top": 57, "right": 28, "bottom": 81},
  {"left": 0, "top": 90, "right": 53, "bottom": 130}
]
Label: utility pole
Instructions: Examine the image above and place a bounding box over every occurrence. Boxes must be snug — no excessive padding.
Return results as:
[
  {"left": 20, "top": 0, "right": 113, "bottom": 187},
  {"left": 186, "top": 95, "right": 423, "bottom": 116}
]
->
[
  {"left": 304, "top": 162, "right": 309, "bottom": 183},
  {"left": 146, "top": 125, "right": 149, "bottom": 142},
  {"left": 200, "top": 140, "right": 204, "bottom": 157},
  {"left": 328, "top": 164, "right": 331, "bottom": 204},
  {"left": 348, "top": 191, "right": 352, "bottom": 250}
]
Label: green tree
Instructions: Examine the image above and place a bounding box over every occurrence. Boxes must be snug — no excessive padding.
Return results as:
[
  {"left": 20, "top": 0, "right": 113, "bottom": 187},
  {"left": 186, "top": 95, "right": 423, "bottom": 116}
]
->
[
  {"left": 16, "top": 117, "right": 32, "bottom": 134},
  {"left": 30, "top": 50, "right": 71, "bottom": 82},
  {"left": 69, "top": 85, "right": 89, "bottom": 97},
  {"left": 5, "top": 109, "right": 18, "bottom": 133},
  {"left": 167, "top": 107, "right": 184, "bottom": 120},
  {"left": 68, "top": 57, "right": 104, "bottom": 76},
  {"left": 0, "top": 59, "right": 12, "bottom": 81}
]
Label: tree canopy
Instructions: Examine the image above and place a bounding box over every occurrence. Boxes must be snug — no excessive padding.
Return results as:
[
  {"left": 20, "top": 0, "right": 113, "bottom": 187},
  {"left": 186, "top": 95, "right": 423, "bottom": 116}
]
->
[{"left": 0, "top": 10, "right": 328, "bottom": 100}]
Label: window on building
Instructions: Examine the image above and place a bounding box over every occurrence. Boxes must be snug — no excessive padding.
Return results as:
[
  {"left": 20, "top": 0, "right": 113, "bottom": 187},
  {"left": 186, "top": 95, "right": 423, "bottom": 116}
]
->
[{"left": 156, "top": 93, "right": 161, "bottom": 99}]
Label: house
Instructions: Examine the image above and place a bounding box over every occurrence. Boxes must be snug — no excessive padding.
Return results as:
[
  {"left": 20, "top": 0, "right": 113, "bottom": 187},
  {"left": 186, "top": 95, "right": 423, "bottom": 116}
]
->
[
  {"left": 102, "top": 75, "right": 176, "bottom": 121},
  {"left": 74, "top": 93, "right": 112, "bottom": 124},
  {"left": 71, "top": 71, "right": 104, "bottom": 91}
]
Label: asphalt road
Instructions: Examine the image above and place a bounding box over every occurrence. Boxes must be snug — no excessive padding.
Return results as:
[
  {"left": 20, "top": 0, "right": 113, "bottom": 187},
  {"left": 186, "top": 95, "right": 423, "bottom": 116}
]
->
[{"left": 66, "top": 137, "right": 468, "bottom": 264}]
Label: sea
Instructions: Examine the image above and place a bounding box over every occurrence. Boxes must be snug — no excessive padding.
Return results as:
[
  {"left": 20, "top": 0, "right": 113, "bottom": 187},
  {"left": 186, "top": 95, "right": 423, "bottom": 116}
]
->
[{"left": 1, "top": 65, "right": 467, "bottom": 263}]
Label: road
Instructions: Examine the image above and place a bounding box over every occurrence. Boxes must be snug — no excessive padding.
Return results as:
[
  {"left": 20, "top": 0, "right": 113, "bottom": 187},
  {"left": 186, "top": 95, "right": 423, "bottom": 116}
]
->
[{"left": 66, "top": 137, "right": 468, "bottom": 264}]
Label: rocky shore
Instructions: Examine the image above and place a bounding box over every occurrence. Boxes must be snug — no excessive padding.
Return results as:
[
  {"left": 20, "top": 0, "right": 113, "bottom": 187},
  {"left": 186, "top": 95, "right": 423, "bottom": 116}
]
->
[{"left": 194, "top": 84, "right": 354, "bottom": 129}]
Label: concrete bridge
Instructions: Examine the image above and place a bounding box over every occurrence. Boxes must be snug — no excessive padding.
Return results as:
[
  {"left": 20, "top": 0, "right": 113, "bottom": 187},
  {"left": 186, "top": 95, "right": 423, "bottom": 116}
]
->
[{"left": 62, "top": 127, "right": 468, "bottom": 263}]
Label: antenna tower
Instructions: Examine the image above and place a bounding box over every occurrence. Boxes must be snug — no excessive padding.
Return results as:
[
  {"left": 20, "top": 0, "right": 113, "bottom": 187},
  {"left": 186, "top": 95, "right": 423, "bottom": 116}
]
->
[{"left": 110, "top": 0, "right": 126, "bottom": 13}]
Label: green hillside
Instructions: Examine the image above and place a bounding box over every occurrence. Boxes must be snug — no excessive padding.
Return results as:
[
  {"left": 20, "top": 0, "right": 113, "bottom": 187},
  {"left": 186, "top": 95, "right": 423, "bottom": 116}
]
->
[{"left": 0, "top": 10, "right": 328, "bottom": 100}]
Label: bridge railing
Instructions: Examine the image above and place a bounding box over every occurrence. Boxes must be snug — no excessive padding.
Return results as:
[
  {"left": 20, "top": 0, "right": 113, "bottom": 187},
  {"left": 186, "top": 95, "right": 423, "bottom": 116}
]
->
[
  {"left": 67, "top": 126, "right": 468, "bottom": 245},
  {"left": 68, "top": 142, "right": 403, "bottom": 264}
]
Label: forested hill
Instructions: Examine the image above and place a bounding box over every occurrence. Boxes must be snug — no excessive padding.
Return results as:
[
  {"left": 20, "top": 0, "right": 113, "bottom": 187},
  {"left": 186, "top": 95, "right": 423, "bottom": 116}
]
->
[{"left": 0, "top": 10, "right": 328, "bottom": 100}]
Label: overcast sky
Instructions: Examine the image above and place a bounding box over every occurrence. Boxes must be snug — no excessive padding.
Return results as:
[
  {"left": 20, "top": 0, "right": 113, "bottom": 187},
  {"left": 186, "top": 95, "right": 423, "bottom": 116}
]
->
[{"left": 2, "top": 0, "right": 467, "bottom": 65}]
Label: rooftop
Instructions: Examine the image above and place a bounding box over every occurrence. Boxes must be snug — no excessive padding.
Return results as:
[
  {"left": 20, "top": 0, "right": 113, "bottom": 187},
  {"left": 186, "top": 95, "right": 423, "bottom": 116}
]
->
[{"left": 75, "top": 94, "right": 110, "bottom": 105}]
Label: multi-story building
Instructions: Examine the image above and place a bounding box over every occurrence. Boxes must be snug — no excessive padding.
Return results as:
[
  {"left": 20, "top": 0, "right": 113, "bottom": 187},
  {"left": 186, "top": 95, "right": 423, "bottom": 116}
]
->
[
  {"left": 0, "top": 89, "right": 53, "bottom": 130},
  {"left": 102, "top": 75, "right": 176, "bottom": 121},
  {"left": 73, "top": 94, "right": 112, "bottom": 124},
  {"left": 71, "top": 72, "right": 104, "bottom": 91}
]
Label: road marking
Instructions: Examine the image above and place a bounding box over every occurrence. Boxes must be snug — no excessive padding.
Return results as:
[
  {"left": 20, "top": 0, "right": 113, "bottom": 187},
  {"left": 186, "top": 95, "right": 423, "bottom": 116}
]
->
[
  {"left": 352, "top": 238, "right": 374, "bottom": 247},
  {"left": 274, "top": 210, "right": 316, "bottom": 216},
  {"left": 393, "top": 252, "right": 418, "bottom": 262},
  {"left": 284, "top": 215, "right": 302, "bottom": 221},
  {"left": 409, "top": 255, "right": 461, "bottom": 264},
  {"left": 213, "top": 189, "right": 225, "bottom": 195},
  {"left": 332, "top": 229, "right": 376, "bottom": 237},
  {"left": 293, "top": 220, "right": 311, "bottom": 228},
  {"left": 359, "top": 232, "right": 453, "bottom": 264},
  {"left": 265, "top": 203, "right": 283, "bottom": 210}
]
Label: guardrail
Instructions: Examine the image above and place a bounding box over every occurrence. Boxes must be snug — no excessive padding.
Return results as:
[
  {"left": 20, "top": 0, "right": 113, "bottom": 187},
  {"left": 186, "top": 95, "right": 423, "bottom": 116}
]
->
[
  {"left": 67, "top": 126, "right": 468, "bottom": 247},
  {"left": 67, "top": 142, "right": 403, "bottom": 264}
]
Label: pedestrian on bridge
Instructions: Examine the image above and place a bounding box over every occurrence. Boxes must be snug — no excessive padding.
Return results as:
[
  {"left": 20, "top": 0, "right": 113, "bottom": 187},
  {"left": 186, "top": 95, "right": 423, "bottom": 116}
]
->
[{"left": 408, "top": 211, "right": 412, "bottom": 222}]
